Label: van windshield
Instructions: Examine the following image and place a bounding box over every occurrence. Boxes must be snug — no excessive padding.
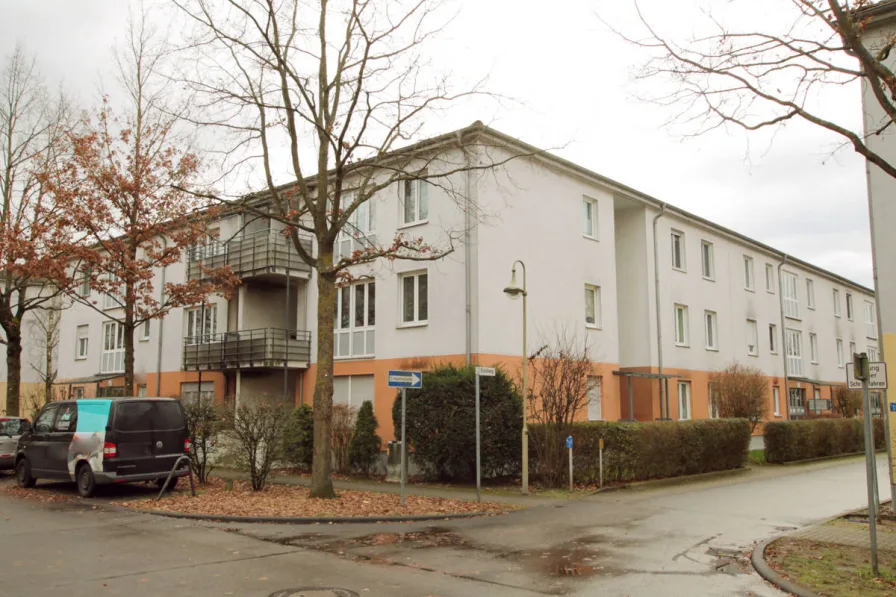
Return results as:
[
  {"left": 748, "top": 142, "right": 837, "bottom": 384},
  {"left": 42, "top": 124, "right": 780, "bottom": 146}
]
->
[{"left": 114, "top": 401, "right": 184, "bottom": 432}]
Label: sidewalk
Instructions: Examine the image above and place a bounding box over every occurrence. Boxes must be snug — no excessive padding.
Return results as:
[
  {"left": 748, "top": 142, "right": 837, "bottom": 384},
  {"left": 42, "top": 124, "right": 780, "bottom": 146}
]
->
[
  {"left": 793, "top": 518, "right": 896, "bottom": 551},
  {"left": 214, "top": 468, "right": 559, "bottom": 508}
]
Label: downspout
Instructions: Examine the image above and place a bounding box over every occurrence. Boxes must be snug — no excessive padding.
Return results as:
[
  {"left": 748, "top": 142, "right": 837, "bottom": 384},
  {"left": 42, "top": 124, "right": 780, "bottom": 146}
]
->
[
  {"left": 155, "top": 236, "right": 167, "bottom": 397},
  {"left": 777, "top": 256, "right": 789, "bottom": 418},
  {"left": 652, "top": 204, "right": 667, "bottom": 419},
  {"left": 459, "top": 131, "right": 472, "bottom": 366}
]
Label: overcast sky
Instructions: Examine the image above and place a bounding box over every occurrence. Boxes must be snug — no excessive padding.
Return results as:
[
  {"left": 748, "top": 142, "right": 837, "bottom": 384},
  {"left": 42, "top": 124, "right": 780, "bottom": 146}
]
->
[{"left": 0, "top": 0, "right": 875, "bottom": 286}]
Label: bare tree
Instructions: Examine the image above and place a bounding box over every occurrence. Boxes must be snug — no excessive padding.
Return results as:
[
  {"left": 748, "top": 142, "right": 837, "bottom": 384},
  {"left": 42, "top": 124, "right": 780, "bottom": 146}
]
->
[
  {"left": 174, "top": 0, "right": 526, "bottom": 497},
  {"left": 834, "top": 384, "right": 862, "bottom": 417},
  {"left": 0, "top": 45, "right": 78, "bottom": 416},
  {"left": 710, "top": 363, "right": 769, "bottom": 432},
  {"left": 526, "top": 330, "right": 595, "bottom": 487},
  {"left": 331, "top": 404, "right": 356, "bottom": 475},
  {"left": 226, "top": 397, "right": 287, "bottom": 491},
  {"left": 606, "top": 1, "right": 896, "bottom": 181},
  {"left": 27, "top": 295, "right": 68, "bottom": 407}
]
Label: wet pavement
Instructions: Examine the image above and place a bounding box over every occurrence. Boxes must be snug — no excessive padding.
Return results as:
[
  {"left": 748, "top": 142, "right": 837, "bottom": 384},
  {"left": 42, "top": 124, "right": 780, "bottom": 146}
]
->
[{"left": 0, "top": 455, "right": 889, "bottom": 596}]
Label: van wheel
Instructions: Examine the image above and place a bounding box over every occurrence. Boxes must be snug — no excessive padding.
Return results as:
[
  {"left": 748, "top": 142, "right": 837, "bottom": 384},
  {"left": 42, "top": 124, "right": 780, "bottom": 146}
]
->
[
  {"left": 156, "top": 477, "right": 178, "bottom": 491},
  {"left": 76, "top": 464, "right": 96, "bottom": 498},
  {"left": 15, "top": 458, "right": 36, "bottom": 488}
]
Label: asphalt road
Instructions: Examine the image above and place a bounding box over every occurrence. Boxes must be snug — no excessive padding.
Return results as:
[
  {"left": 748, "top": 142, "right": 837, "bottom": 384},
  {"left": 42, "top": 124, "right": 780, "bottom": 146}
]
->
[{"left": 0, "top": 455, "right": 890, "bottom": 597}]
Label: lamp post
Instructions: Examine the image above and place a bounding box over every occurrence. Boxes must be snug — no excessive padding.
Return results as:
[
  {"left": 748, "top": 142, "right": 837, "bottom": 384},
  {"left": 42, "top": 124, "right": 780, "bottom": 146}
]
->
[{"left": 503, "top": 260, "right": 528, "bottom": 495}]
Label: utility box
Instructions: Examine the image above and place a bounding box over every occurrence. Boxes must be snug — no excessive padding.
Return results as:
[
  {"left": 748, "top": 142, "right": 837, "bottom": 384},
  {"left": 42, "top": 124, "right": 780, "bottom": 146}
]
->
[{"left": 385, "top": 440, "right": 403, "bottom": 483}]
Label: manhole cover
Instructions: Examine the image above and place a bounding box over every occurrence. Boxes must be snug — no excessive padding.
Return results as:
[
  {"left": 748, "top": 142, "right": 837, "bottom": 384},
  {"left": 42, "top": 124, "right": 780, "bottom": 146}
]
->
[{"left": 269, "top": 589, "right": 359, "bottom": 597}]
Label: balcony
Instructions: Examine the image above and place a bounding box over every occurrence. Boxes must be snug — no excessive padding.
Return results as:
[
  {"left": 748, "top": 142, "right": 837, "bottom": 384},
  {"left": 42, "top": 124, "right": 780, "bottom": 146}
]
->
[
  {"left": 187, "top": 230, "right": 313, "bottom": 282},
  {"left": 182, "top": 328, "right": 311, "bottom": 371}
]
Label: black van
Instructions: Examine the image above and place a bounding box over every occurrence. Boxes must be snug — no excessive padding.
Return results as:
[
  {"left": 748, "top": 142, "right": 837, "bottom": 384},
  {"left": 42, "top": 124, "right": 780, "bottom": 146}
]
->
[{"left": 14, "top": 398, "right": 190, "bottom": 497}]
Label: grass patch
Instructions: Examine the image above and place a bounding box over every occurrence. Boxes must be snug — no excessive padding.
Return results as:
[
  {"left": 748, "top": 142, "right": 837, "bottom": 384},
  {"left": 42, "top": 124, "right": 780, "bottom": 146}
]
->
[
  {"left": 766, "top": 537, "right": 896, "bottom": 597},
  {"left": 748, "top": 449, "right": 767, "bottom": 465}
]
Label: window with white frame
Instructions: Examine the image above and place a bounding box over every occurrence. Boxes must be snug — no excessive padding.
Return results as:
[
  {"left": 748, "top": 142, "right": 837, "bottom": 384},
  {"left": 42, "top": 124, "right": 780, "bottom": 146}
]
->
[
  {"left": 785, "top": 329, "right": 803, "bottom": 377},
  {"left": 140, "top": 320, "right": 150, "bottom": 342},
  {"left": 587, "top": 376, "right": 602, "bottom": 421},
  {"left": 850, "top": 341, "right": 857, "bottom": 359},
  {"left": 704, "top": 310, "right": 718, "bottom": 350},
  {"left": 180, "top": 381, "right": 214, "bottom": 405},
  {"left": 185, "top": 304, "right": 217, "bottom": 345},
  {"left": 868, "top": 346, "right": 879, "bottom": 361},
  {"left": 744, "top": 256, "right": 755, "bottom": 290},
  {"left": 782, "top": 271, "right": 799, "bottom": 319},
  {"left": 336, "top": 192, "right": 377, "bottom": 260},
  {"left": 708, "top": 383, "right": 720, "bottom": 419},
  {"left": 73, "top": 387, "right": 84, "bottom": 399},
  {"left": 701, "top": 241, "right": 714, "bottom": 280},
  {"left": 585, "top": 285, "right": 601, "bottom": 328},
  {"left": 765, "top": 263, "right": 775, "bottom": 293},
  {"left": 137, "top": 385, "right": 147, "bottom": 398},
  {"left": 746, "top": 319, "right": 758, "bottom": 356},
  {"left": 674, "top": 304, "right": 689, "bottom": 346},
  {"left": 401, "top": 178, "right": 428, "bottom": 225},
  {"left": 865, "top": 301, "right": 877, "bottom": 339},
  {"left": 810, "top": 332, "right": 818, "bottom": 364},
  {"left": 101, "top": 321, "right": 124, "bottom": 374},
  {"left": 671, "top": 230, "right": 685, "bottom": 271},
  {"left": 582, "top": 197, "right": 598, "bottom": 239},
  {"left": 77, "top": 268, "right": 91, "bottom": 298},
  {"left": 773, "top": 386, "right": 781, "bottom": 416},
  {"left": 335, "top": 281, "right": 376, "bottom": 359},
  {"left": 846, "top": 293, "right": 854, "bottom": 320},
  {"left": 769, "top": 323, "right": 778, "bottom": 353},
  {"left": 806, "top": 279, "right": 815, "bottom": 309},
  {"left": 76, "top": 325, "right": 89, "bottom": 360},
  {"left": 333, "top": 375, "right": 375, "bottom": 408},
  {"left": 836, "top": 338, "right": 844, "bottom": 367},
  {"left": 678, "top": 381, "right": 691, "bottom": 420},
  {"left": 400, "top": 271, "right": 428, "bottom": 325},
  {"left": 103, "top": 274, "right": 121, "bottom": 310},
  {"left": 833, "top": 289, "right": 841, "bottom": 317}
]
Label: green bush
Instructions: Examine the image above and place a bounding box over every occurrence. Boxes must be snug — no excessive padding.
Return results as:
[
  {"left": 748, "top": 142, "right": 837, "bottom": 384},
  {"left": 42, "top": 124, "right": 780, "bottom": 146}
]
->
[
  {"left": 281, "top": 404, "right": 314, "bottom": 469},
  {"left": 529, "top": 419, "right": 751, "bottom": 486},
  {"left": 392, "top": 364, "right": 522, "bottom": 481},
  {"left": 764, "top": 418, "right": 885, "bottom": 463},
  {"left": 350, "top": 401, "right": 382, "bottom": 475}
]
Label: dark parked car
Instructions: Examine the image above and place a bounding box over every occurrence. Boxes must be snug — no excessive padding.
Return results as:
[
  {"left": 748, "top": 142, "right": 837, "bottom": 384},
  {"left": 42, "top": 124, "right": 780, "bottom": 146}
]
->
[
  {"left": 15, "top": 398, "right": 190, "bottom": 497},
  {"left": 0, "top": 417, "right": 30, "bottom": 471}
]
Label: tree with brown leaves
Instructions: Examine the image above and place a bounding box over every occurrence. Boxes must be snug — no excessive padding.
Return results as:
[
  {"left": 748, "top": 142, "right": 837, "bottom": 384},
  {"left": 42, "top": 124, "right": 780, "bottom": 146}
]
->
[
  {"left": 710, "top": 363, "right": 769, "bottom": 432},
  {"left": 833, "top": 384, "right": 862, "bottom": 417}
]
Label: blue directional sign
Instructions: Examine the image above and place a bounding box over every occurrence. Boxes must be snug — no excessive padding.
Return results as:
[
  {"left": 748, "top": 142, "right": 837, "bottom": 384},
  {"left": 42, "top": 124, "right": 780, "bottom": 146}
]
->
[
  {"left": 566, "top": 436, "right": 573, "bottom": 449},
  {"left": 890, "top": 402, "right": 896, "bottom": 413},
  {"left": 388, "top": 370, "right": 423, "bottom": 389}
]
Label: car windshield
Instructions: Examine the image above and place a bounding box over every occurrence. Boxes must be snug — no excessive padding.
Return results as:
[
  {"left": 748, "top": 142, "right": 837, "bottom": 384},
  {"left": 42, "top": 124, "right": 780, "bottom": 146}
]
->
[
  {"left": 113, "top": 401, "right": 184, "bottom": 432},
  {"left": 0, "top": 419, "right": 25, "bottom": 435}
]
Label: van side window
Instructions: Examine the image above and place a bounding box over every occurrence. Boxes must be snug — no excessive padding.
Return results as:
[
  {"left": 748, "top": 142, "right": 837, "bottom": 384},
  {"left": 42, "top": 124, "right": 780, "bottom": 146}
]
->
[
  {"left": 34, "top": 406, "right": 58, "bottom": 433},
  {"left": 53, "top": 404, "right": 78, "bottom": 432}
]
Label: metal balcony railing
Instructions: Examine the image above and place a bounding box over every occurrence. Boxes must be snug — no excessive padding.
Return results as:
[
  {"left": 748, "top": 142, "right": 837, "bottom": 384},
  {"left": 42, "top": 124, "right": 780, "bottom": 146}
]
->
[
  {"left": 182, "top": 328, "right": 312, "bottom": 371},
  {"left": 186, "top": 230, "right": 312, "bottom": 281}
]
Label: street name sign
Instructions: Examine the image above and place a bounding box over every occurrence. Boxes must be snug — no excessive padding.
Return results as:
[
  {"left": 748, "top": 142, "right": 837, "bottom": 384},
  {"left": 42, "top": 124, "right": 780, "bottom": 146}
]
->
[
  {"left": 476, "top": 366, "right": 496, "bottom": 377},
  {"left": 388, "top": 370, "right": 423, "bottom": 389}
]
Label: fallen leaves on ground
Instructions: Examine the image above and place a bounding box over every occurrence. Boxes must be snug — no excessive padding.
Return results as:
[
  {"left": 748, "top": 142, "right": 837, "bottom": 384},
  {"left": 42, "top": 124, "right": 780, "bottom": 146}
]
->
[
  {"left": 117, "top": 477, "right": 515, "bottom": 518},
  {"left": 0, "top": 484, "right": 75, "bottom": 503}
]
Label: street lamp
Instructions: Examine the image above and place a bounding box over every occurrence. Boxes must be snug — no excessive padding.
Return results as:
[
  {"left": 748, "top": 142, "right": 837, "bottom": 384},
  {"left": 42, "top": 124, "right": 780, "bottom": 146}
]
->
[{"left": 503, "top": 260, "right": 528, "bottom": 495}]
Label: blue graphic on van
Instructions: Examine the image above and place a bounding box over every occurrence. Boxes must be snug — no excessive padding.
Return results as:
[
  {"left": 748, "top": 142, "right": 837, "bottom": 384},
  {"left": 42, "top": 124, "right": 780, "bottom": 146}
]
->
[{"left": 67, "top": 400, "right": 112, "bottom": 479}]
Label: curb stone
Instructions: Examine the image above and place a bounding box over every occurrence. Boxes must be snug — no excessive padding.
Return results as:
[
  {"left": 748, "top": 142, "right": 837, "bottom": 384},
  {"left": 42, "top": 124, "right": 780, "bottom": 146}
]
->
[{"left": 751, "top": 537, "right": 821, "bottom": 597}]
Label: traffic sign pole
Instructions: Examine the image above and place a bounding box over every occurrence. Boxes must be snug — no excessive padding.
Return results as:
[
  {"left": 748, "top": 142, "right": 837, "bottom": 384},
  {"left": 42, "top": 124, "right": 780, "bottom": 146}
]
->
[
  {"left": 862, "top": 377, "right": 880, "bottom": 576},
  {"left": 401, "top": 387, "right": 407, "bottom": 506},
  {"left": 475, "top": 373, "right": 481, "bottom": 503}
]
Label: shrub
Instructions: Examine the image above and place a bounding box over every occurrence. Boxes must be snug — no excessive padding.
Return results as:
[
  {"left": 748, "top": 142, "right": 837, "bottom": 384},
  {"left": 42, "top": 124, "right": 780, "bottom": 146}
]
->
[
  {"left": 225, "top": 397, "right": 287, "bottom": 491},
  {"left": 833, "top": 386, "right": 861, "bottom": 418},
  {"left": 349, "top": 401, "right": 382, "bottom": 475},
  {"left": 183, "top": 399, "right": 225, "bottom": 483},
  {"left": 710, "top": 363, "right": 768, "bottom": 432},
  {"left": 332, "top": 404, "right": 357, "bottom": 475},
  {"left": 281, "top": 404, "right": 314, "bottom": 470},
  {"left": 392, "top": 364, "right": 522, "bottom": 481},
  {"left": 530, "top": 419, "right": 751, "bottom": 486},
  {"left": 764, "top": 418, "right": 885, "bottom": 463}
]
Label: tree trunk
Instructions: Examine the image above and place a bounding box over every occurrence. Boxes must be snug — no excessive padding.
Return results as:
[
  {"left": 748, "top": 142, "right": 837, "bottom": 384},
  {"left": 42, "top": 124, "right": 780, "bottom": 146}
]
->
[
  {"left": 44, "top": 311, "right": 54, "bottom": 403},
  {"left": 5, "top": 324, "right": 22, "bottom": 416},
  {"left": 310, "top": 249, "right": 337, "bottom": 499},
  {"left": 124, "top": 309, "right": 135, "bottom": 396}
]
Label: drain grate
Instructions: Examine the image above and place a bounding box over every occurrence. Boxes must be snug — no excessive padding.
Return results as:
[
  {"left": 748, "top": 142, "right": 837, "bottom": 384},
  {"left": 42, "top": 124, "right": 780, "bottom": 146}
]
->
[{"left": 269, "top": 589, "right": 359, "bottom": 597}]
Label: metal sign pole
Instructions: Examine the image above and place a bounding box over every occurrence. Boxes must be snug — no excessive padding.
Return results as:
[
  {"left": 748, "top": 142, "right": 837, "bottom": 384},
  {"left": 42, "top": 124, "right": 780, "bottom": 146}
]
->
[
  {"left": 401, "top": 387, "right": 407, "bottom": 506},
  {"left": 863, "top": 378, "right": 880, "bottom": 576},
  {"left": 475, "top": 372, "right": 481, "bottom": 503},
  {"left": 568, "top": 442, "right": 573, "bottom": 492}
]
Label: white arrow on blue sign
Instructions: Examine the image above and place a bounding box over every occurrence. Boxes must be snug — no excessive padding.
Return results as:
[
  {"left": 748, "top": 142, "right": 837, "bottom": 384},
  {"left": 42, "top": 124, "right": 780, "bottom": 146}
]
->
[
  {"left": 388, "top": 370, "right": 423, "bottom": 389},
  {"left": 566, "top": 436, "right": 573, "bottom": 449}
]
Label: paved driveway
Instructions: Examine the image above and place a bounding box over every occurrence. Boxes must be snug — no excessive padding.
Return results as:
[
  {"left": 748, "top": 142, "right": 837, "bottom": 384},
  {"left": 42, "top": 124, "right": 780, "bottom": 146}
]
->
[{"left": 0, "top": 456, "right": 889, "bottom": 597}]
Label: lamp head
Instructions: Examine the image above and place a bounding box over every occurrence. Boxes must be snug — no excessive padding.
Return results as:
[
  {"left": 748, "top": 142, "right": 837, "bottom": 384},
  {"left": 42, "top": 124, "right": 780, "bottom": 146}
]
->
[{"left": 503, "top": 267, "right": 524, "bottom": 299}]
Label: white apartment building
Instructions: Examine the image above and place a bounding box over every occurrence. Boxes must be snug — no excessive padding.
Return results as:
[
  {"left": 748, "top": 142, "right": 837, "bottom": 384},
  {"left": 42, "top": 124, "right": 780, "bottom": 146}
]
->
[{"left": 2, "top": 125, "right": 877, "bottom": 439}]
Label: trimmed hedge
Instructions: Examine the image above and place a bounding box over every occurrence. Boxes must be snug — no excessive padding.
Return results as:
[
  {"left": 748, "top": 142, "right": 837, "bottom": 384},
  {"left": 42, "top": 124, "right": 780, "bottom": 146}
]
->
[
  {"left": 764, "top": 418, "right": 886, "bottom": 463},
  {"left": 530, "top": 419, "right": 751, "bottom": 485}
]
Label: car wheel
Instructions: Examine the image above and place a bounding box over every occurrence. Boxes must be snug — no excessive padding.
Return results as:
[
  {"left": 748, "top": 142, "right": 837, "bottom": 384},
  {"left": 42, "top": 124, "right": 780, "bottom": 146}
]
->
[
  {"left": 155, "top": 476, "right": 178, "bottom": 491},
  {"left": 15, "top": 458, "right": 36, "bottom": 488},
  {"left": 76, "top": 464, "right": 96, "bottom": 498}
]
